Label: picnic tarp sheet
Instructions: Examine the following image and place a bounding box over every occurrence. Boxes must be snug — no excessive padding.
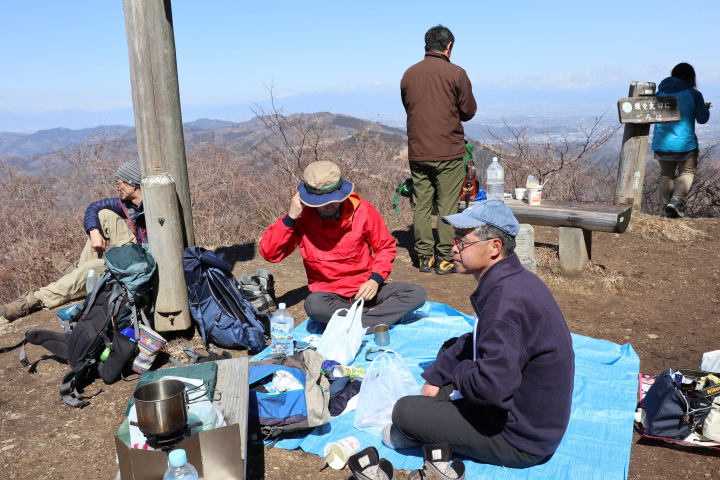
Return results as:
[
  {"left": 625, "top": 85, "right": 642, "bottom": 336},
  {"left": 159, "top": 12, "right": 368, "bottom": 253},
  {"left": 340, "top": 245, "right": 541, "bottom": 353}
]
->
[{"left": 255, "top": 301, "right": 639, "bottom": 479}]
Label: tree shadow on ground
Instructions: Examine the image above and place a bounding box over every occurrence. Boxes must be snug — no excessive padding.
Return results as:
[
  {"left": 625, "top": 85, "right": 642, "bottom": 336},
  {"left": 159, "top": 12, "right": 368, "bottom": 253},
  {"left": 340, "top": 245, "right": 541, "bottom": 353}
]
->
[
  {"left": 277, "top": 286, "right": 309, "bottom": 311},
  {"left": 215, "top": 243, "right": 257, "bottom": 266}
]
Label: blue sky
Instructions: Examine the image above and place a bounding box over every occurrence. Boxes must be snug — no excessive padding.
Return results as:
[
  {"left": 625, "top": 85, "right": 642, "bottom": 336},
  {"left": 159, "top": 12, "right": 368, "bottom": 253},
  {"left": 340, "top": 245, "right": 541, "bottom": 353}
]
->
[{"left": 1, "top": 0, "right": 718, "bottom": 132}]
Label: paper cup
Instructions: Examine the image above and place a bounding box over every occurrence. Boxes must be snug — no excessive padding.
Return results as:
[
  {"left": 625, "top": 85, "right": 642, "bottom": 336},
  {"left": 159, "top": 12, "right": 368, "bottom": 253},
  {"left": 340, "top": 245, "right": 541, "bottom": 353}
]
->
[
  {"left": 322, "top": 436, "right": 360, "bottom": 469},
  {"left": 514, "top": 188, "right": 527, "bottom": 200},
  {"left": 528, "top": 187, "right": 543, "bottom": 206}
]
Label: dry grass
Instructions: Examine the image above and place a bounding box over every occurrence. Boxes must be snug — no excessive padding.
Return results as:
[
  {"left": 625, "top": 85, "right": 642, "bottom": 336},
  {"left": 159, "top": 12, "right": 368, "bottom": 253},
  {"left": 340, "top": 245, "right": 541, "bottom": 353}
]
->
[
  {"left": 626, "top": 212, "right": 707, "bottom": 241},
  {"left": 535, "top": 237, "right": 626, "bottom": 294}
]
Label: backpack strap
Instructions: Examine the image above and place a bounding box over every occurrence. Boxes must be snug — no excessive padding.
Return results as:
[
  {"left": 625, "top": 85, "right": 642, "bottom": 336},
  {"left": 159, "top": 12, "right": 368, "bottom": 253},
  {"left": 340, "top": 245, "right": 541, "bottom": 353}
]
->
[
  {"left": 0, "top": 337, "right": 31, "bottom": 368},
  {"left": 60, "top": 369, "right": 103, "bottom": 408},
  {"left": 0, "top": 337, "right": 27, "bottom": 355},
  {"left": 679, "top": 369, "right": 720, "bottom": 399}
]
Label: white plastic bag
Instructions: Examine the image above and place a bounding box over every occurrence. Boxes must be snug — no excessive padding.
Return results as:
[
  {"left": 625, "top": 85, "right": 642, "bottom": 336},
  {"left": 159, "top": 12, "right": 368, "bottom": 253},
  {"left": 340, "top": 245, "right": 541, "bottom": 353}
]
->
[
  {"left": 316, "top": 298, "right": 366, "bottom": 365},
  {"left": 354, "top": 350, "right": 420, "bottom": 435},
  {"left": 701, "top": 351, "right": 720, "bottom": 373},
  {"left": 702, "top": 397, "right": 720, "bottom": 441}
]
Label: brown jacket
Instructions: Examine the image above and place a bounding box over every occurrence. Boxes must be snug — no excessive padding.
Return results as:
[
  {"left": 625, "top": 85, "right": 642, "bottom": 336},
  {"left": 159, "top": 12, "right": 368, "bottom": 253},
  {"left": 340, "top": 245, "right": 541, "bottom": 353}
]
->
[{"left": 401, "top": 52, "right": 476, "bottom": 162}]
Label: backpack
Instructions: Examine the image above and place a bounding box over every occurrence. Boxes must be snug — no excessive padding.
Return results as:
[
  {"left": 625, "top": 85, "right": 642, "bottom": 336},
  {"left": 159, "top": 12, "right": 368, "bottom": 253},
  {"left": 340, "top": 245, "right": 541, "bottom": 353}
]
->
[
  {"left": 1, "top": 244, "right": 157, "bottom": 408},
  {"left": 640, "top": 368, "right": 720, "bottom": 440},
  {"left": 248, "top": 350, "right": 330, "bottom": 442},
  {"left": 183, "top": 246, "right": 270, "bottom": 353}
]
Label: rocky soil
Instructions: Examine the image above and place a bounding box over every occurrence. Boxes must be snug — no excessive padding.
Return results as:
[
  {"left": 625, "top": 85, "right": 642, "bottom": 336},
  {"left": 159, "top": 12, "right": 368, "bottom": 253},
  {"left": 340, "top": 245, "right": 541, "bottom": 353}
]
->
[{"left": 1, "top": 213, "right": 719, "bottom": 479}]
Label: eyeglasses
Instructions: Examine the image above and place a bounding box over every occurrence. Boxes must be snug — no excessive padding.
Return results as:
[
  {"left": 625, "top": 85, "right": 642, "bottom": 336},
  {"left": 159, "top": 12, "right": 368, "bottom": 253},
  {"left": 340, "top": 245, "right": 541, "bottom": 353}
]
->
[
  {"left": 115, "top": 180, "right": 126, "bottom": 188},
  {"left": 451, "top": 237, "right": 494, "bottom": 251}
]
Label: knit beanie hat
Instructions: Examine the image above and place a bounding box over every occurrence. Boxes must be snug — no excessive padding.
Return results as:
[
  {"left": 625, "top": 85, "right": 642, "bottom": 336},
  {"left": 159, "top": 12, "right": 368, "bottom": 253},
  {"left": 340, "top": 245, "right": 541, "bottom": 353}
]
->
[{"left": 116, "top": 159, "right": 142, "bottom": 187}]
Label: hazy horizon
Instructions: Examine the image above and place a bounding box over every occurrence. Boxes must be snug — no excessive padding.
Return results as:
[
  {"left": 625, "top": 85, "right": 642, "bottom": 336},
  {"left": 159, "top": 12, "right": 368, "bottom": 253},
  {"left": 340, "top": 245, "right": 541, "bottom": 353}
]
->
[{"left": 2, "top": 1, "right": 717, "bottom": 134}]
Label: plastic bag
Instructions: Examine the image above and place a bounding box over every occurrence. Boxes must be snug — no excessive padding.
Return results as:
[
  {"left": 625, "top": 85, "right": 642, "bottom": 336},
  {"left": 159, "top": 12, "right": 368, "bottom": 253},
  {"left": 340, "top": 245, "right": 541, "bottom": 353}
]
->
[
  {"left": 702, "top": 350, "right": 720, "bottom": 373},
  {"left": 354, "top": 350, "right": 420, "bottom": 434},
  {"left": 316, "top": 298, "right": 366, "bottom": 365}
]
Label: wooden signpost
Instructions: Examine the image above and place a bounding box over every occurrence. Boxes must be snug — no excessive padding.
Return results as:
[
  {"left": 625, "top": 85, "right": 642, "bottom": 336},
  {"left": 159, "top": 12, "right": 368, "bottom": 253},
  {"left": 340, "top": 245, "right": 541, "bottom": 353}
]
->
[
  {"left": 614, "top": 82, "right": 680, "bottom": 211},
  {"left": 617, "top": 96, "right": 680, "bottom": 124}
]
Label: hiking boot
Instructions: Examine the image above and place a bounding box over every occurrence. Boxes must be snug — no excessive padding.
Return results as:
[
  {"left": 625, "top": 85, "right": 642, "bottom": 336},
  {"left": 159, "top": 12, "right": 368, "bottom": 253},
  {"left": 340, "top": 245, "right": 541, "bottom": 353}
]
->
[
  {"left": 435, "top": 258, "right": 456, "bottom": 275},
  {"left": 418, "top": 255, "right": 435, "bottom": 273},
  {"left": 348, "top": 446, "right": 395, "bottom": 480},
  {"left": 665, "top": 198, "right": 685, "bottom": 218},
  {"left": 408, "top": 443, "right": 465, "bottom": 480},
  {"left": 51, "top": 252, "right": 75, "bottom": 275},
  {"left": 0, "top": 292, "right": 42, "bottom": 322}
]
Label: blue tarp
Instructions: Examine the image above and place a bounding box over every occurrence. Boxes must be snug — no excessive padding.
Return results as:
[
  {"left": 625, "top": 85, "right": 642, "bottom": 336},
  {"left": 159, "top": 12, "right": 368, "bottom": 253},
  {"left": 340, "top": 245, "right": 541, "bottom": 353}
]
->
[{"left": 255, "top": 302, "right": 639, "bottom": 479}]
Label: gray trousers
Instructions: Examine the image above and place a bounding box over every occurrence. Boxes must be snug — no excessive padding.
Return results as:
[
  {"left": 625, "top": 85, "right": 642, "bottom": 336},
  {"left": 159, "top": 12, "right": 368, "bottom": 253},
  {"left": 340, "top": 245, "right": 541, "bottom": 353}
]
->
[{"left": 303, "top": 282, "right": 426, "bottom": 329}]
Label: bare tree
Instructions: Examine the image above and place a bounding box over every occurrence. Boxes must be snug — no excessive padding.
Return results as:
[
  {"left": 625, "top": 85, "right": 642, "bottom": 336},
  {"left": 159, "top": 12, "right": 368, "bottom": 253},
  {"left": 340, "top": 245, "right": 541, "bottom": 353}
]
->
[{"left": 486, "top": 113, "right": 621, "bottom": 201}]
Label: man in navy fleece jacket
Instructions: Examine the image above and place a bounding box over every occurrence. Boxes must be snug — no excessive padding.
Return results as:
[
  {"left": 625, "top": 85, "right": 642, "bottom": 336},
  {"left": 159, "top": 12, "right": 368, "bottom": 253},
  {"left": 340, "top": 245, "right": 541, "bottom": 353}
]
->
[{"left": 386, "top": 200, "right": 575, "bottom": 468}]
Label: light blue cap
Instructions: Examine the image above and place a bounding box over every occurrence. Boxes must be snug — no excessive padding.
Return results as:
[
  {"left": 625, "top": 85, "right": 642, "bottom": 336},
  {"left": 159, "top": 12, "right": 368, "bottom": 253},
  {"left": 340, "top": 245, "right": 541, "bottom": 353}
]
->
[
  {"left": 168, "top": 449, "right": 188, "bottom": 467},
  {"left": 442, "top": 200, "right": 520, "bottom": 237}
]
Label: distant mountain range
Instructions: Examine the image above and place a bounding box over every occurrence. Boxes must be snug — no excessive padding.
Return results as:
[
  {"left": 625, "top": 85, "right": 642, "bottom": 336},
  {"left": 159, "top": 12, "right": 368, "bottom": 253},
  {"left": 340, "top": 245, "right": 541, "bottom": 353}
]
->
[{"left": 0, "top": 114, "right": 413, "bottom": 173}]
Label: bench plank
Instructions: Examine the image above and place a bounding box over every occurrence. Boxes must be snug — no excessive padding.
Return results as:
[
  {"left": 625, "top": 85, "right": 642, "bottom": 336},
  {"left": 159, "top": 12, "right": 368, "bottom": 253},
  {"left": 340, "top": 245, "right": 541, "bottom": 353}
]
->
[
  {"left": 504, "top": 199, "right": 632, "bottom": 234},
  {"left": 215, "top": 357, "right": 249, "bottom": 479}
]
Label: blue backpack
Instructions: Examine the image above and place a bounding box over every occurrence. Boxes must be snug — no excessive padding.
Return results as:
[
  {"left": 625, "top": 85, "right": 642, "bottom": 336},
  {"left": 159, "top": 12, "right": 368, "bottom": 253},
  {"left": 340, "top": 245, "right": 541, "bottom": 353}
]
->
[
  {"left": 183, "top": 247, "right": 269, "bottom": 353},
  {"left": 248, "top": 350, "right": 330, "bottom": 441}
]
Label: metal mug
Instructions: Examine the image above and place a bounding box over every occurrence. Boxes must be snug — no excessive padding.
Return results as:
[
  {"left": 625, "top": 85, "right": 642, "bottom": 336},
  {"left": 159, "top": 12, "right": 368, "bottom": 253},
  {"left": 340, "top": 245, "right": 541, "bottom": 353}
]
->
[{"left": 374, "top": 324, "right": 390, "bottom": 346}]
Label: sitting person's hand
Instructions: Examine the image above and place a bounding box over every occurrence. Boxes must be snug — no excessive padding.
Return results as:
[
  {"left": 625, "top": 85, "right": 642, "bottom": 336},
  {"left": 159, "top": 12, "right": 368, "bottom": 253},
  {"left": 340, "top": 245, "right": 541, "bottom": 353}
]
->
[
  {"left": 355, "top": 278, "right": 379, "bottom": 301},
  {"left": 89, "top": 229, "right": 107, "bottom": 253},
  {"left": 421, "top": 382, "right": 440, "bottom": 397}
]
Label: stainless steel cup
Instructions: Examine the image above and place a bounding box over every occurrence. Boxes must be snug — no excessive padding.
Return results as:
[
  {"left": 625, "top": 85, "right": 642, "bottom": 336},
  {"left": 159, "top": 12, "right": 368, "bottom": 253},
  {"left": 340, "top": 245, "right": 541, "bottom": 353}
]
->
[{"left": 374, "top": 324, "right": 390, "bottom": 346}]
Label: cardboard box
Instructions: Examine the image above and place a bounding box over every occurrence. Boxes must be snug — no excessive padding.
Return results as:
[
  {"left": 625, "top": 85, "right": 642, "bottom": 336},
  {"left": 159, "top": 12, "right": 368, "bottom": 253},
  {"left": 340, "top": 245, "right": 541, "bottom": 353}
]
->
[{"left": 115, "top": 420, "right": 245, "bottom": 480}]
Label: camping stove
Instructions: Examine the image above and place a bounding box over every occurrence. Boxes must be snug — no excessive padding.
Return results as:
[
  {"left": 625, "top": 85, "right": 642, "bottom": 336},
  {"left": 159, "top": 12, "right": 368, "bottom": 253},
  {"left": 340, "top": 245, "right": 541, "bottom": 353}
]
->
[{"left": 144, "top": 421, "right": 202, "bottom": 450}]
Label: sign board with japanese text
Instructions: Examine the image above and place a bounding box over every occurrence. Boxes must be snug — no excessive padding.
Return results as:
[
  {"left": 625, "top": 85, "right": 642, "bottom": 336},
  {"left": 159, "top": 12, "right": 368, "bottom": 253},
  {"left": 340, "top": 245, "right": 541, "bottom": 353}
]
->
[{"left": 617, "top": 96, "right": 680, "bottom": 124}]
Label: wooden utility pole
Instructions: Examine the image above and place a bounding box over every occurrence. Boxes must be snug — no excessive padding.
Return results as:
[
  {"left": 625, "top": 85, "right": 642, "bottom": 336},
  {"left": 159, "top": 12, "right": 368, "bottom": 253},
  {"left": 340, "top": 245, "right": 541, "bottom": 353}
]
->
[
  {"left": 123, "top": 0, "right": 193, "bottom": 331},
  {"left": 615, "top": 82, "right": 680, "bottom": 210}
]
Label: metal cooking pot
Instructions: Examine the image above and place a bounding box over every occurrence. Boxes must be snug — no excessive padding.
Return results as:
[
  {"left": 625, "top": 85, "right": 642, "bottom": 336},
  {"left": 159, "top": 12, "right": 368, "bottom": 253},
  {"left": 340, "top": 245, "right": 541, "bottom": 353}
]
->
[{"left": 133, "top": 379, "right": 206, "bottom": 437}]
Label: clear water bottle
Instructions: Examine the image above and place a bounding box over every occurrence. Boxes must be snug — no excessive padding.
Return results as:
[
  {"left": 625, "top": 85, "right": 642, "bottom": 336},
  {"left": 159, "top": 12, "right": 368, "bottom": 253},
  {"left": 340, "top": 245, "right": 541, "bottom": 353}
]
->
[
  {"left": 486, "top": 157, "right": 505, "bottom": 201},
  {"left": 163, "top": 449, "right": 198, "bottom": 480},
  {"left": 85, "top": 268, "right": 97, "bottom": 293},
  {"left": 270, "top": 303, "right": 294, "bottom": 356}
]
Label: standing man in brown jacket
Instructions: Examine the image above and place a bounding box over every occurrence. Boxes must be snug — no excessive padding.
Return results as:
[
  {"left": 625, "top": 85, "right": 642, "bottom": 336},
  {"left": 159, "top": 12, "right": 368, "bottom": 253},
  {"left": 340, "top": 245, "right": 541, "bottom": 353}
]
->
[{"left": 401, "top": 25, "right": 477, "bottom": 274}]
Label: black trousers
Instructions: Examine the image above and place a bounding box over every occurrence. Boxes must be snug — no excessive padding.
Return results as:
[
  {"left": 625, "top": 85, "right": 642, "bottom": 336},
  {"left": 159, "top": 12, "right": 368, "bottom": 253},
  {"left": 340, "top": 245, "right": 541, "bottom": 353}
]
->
[
  {"left": 303, "top": 282, "right": 426, "bottom": 329},
  {"left": 391, "top": 340, "right": 550, "bottom": 468}
]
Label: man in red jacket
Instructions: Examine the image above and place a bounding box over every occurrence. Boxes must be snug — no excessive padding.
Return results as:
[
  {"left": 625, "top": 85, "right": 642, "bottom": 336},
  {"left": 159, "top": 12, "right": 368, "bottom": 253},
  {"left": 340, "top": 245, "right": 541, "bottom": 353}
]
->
[
  {"left": 260, "top": 161, "right": 426, "bottom": 329},
  {"left": 401, "top": 25, "right": 477, "bottom": 275}
]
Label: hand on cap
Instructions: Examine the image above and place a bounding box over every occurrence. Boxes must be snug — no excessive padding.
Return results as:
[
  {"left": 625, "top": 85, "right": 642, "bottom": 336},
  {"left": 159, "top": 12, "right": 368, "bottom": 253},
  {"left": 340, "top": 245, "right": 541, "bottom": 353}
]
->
[{"left": 288, "top": 192, "right": 304, "bottom": 220}]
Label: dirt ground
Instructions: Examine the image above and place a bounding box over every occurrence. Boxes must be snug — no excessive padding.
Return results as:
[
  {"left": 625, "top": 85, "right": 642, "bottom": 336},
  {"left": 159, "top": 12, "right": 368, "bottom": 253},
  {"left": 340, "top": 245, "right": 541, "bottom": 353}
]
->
[{"left": 1, "top": 213, "right": 720, "bottom": 479}]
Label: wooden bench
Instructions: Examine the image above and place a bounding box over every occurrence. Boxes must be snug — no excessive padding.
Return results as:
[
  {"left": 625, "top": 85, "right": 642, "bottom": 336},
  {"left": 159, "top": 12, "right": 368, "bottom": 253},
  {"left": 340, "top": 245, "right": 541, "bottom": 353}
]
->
[
  {"left": 215, "top": 357, "right": 249, "bottom": 479},
  {"left": 460, "top": 199, "right": 632, "bottom": 276}
]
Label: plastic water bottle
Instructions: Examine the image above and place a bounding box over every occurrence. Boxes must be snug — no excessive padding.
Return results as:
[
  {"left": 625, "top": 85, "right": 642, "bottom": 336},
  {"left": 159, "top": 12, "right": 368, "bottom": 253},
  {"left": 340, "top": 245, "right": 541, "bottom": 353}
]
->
[
  {"left": 163, "top": 449, "right": 198, "bottom": 480},
  {"left": 85, "top": 268, "right": 97, "bottom": 293},
  {"left": 486, "top": 157, "right": 505, "bottom": 200},
  {"left": 270, "top": 303, "right": 294, "bottom": 356}
]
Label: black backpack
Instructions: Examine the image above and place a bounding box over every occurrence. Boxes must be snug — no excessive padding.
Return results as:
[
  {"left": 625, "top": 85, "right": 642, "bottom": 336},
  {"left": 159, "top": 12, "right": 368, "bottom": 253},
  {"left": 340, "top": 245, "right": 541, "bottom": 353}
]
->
[
  {"left": 183, "top": 246, "right": 270, "bottom": 353},
  {"left": 1, "top": 244, "right": 157, "bottom": 407}
]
